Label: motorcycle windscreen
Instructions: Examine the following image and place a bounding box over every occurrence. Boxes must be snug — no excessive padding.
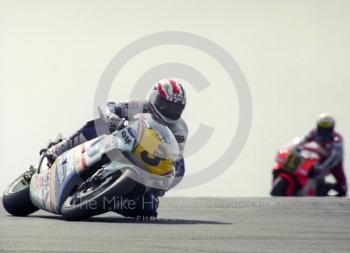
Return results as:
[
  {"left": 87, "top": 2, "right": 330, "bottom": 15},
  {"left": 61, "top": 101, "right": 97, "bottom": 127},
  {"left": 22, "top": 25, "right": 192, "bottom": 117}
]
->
[
  {"left": 130, "top": 114, "right": 180, "bottom": 176},
  {"left": 133, "top": 127, "right": 174, "bottom": 176}
]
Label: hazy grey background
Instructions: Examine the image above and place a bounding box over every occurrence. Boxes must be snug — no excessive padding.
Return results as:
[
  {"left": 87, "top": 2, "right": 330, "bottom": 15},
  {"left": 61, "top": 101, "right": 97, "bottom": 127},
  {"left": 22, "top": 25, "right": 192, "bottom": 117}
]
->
[{"left": 0, "top": 0, "right": 349, "bottom": 197}]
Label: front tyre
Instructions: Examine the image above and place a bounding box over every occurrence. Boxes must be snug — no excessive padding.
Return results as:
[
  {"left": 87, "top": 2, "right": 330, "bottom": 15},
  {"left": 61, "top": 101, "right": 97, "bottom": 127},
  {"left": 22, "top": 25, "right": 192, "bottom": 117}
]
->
[
  {"left": 271, "top": 177, "right": 289, "bottom": 196},
  {"left": 61, "top": 169, "right": 137, "bottom": 221},
  {"left": 2, "top": 173, "right": 39, "bottom": 216}
]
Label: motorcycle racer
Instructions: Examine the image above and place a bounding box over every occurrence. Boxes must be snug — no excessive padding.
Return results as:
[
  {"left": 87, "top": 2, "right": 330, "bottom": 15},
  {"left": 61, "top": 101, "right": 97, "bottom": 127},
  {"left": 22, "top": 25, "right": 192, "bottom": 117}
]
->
[
  {"left": 299, "top": 113, "right": 347, "bottom": 196},
  {"left": 45, "top": 79, "right": 188, "bottom": 217}
]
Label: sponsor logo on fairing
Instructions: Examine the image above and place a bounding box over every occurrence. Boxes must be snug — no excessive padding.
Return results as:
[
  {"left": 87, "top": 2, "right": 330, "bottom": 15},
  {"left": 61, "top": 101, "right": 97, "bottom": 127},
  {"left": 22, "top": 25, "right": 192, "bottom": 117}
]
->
[{"left": 121, "top": 130, "right": 132, "bottom": 145}]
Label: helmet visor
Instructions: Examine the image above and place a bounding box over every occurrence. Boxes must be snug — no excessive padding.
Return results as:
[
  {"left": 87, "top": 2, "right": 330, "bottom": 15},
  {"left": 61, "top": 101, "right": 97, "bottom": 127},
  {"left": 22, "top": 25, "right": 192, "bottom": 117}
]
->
[
  {"left": 155, "top": 97, "right": 185, "bottom": 120},
  {"left": 317, "top": 125, "right": 334, "bottom": 138}
]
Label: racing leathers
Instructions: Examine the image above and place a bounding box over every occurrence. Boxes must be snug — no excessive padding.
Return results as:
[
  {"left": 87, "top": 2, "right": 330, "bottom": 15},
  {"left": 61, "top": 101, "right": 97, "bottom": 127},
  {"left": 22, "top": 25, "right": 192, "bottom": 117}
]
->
[{"left": 300, "top": 129, "right": 347, "bottom": 196}]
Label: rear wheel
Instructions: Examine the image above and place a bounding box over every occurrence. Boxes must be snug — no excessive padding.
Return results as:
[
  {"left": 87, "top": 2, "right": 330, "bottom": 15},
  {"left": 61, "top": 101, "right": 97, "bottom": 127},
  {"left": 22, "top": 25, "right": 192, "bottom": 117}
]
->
[
  {"left": 2, "top": 172, "right": 39, "bottom": 216},
  {"left": 271, "top": 177, "right": 289, "bottom": 196},
  {"left": 61, "top": 169, "right": 138, "bottom": 221}
]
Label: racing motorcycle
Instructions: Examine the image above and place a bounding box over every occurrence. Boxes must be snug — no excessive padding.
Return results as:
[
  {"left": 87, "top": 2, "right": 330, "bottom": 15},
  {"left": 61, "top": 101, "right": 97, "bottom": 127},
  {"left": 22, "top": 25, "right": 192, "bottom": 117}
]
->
[
  {"left": 271, "top": 138, "right": 335, "bottom": 196},
  {"left": 2, "top": 114, "right": 180, "bottom": 220}
]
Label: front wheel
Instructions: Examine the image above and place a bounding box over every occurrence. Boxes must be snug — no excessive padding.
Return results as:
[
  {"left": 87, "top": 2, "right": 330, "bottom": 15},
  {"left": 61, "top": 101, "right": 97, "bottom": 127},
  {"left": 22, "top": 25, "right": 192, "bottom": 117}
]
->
[
  {"left": 61, "top": 169, "right": 138, "bottom": 221},
  {"left": 2, "top": 172, "right": 39, "bottom": 216},
  {"left": 271, "top": 177, "right": 289, "bottom": 196}
]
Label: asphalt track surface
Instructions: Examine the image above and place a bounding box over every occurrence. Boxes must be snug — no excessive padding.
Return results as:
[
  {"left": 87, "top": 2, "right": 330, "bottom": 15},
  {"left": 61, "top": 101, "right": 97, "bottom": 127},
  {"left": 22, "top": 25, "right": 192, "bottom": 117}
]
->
[{"left": 1, "top": 197, "right": 350, "bottom": 253}]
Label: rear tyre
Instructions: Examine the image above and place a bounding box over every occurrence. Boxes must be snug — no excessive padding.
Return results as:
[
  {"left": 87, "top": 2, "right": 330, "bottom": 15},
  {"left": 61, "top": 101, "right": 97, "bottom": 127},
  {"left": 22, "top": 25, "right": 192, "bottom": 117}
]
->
[
  {"left": 2, "top": 173, "right": 39, "bottom": 216},
  {"left": 271, "top": 177, "right": 289, "bottom": 196},
  {"left": 61, "top": 170, "right": 138, "bottom": 221}
]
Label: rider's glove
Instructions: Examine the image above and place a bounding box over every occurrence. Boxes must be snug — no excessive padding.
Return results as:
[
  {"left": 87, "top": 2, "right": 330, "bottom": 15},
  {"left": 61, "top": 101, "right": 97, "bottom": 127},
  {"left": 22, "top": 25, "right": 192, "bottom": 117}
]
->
[
  {"left": 98, "top": 105, "right": 123, "bottom": 130},
  {"left": 106, "top": 113, "right": 123, "bottom": 129}
]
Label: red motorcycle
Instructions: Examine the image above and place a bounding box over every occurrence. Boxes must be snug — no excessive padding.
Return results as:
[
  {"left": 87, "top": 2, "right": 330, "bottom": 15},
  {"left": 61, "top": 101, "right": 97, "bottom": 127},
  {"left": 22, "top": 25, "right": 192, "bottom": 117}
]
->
[{"left": 271, "top": 138, "right": 333, "bottom": 196}]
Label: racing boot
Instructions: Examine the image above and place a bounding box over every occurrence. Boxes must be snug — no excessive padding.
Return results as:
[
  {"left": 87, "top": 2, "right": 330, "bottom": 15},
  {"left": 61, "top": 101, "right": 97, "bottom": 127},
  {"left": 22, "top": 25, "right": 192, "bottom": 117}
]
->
[
  {"left": 21, "top": 165, "right": 37, "bottom": 185},
  {"left": 45, "top": 138, "right": 73, "bottom": 164},
  {"left": 45, "top": 130, "right": 88, "bottom": 164},
  {"left": 119, "top": 191, "right": 159, "bottom": 220},
  {"left": 44, "top": 118, "right": 114, "bottom": 164}
]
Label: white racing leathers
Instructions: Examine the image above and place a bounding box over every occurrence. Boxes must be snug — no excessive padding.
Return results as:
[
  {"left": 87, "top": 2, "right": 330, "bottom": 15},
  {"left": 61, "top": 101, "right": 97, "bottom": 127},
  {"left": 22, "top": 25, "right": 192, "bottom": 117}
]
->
[{"left": 49, "top": 100, "right": 188, "bottom": 189}]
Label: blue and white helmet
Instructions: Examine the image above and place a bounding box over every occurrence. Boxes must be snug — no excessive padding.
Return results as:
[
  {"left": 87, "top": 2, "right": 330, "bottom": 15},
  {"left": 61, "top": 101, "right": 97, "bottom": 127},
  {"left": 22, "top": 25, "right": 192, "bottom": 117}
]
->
[{"left": 148, "top": 79, "right": 186, "bottom": 124}]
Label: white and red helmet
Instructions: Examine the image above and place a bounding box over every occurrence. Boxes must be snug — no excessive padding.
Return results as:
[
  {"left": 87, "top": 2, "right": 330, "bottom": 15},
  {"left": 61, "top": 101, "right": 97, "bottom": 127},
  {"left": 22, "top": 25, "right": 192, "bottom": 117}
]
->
[{"left": 148, "top": 79, "right": 186, "bottom": 123}]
